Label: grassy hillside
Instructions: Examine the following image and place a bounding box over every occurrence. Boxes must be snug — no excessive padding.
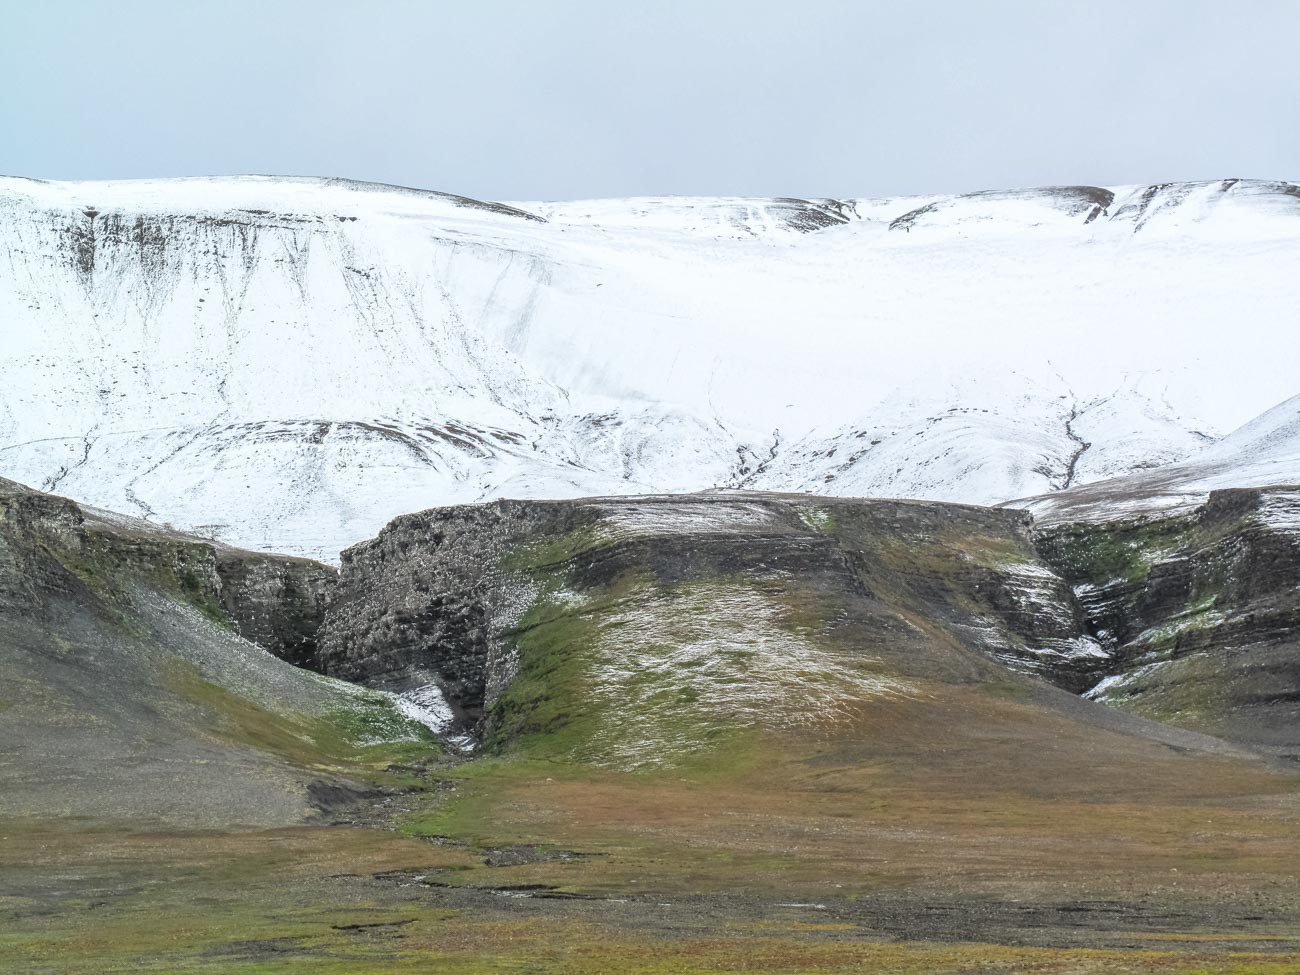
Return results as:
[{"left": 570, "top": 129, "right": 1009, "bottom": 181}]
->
[
  {"left": 0, "top": 477, "right": 434, "bottom": 827},
  {"left": 4, "top": 487, "right": 1300, "bottom": 972}
]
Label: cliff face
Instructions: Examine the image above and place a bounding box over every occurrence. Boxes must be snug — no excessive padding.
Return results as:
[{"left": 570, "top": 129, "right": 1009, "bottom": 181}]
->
[
  {"left": 1034, "top": 486, "right": 1300, "bottom": 754},
  {"left": 6, "top": 463, "right": 1295, "bottom": 859},
  {"left": 318, "top": 492, "right": 1104, "bottom": 760},
  {"left": 319, "top": 486, "right": 1300, "bottom": 761},
  {"left": 0, "top": 477, "right": 335, "bottom": 666},
  {"left": 10, "top": 462, "right": 1293, "bottom": 804},
  {"left": 319, "top": 500, "right": 583, "bottom": 721},
  {"left": 211, "top": 550, "right": 335, "bottom": 668},
  {"left": 0, "top": 476, "right": 428, "bottom": 828}
]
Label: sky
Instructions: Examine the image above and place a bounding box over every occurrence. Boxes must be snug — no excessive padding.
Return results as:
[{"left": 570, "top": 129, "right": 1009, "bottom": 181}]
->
[{"left": 2, "top": 0, "right": 1298, "bottom": 201}]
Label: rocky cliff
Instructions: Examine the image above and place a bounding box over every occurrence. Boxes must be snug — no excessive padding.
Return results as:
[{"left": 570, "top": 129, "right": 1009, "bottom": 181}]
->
[
  {"left": 0, "top": 476, "right": 335, "bottom": 665},
  {"left": 0, "top": 476, "right": 425, "bottom": 827},
  {"left": 319, "top": 492, "right": 1121, "bottom": 760},
  {"left": 318, "top": 487, "right": 1300, "bottom": 761},
  {"left": 1034, "top": 485, "right": 1300, "bottom": 755}
]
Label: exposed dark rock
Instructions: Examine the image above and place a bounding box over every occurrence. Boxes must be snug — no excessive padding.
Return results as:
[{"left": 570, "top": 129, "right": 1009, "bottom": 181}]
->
[
  {"left": 889, "top": 185, "right": 1115, "bottom": 232},
  {"left": 306, "top": 779, "right": 387, "bottom": 819},
  {"left": 0, "top": 476, "right": 335, "bottom": 667},
  {"left": 318, "top": 492, "right": 1098, "bottom": 747},
  {"left": 213, "top": 549, "right": 334, "bottom": 668},
  {"left": 0, "top": 476, "right": 415, "bottom": 828},
  {"left": 1034, "top": 486, "right": 1300, "bottom": 754},
  {"left": 319, "top": 500, "right": 590, "bottom": 722}
]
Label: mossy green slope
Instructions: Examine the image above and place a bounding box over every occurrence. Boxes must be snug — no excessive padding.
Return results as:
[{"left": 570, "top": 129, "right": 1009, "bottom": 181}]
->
[{"left": 0, "top": 476, "right": 432, "bottom": 827}]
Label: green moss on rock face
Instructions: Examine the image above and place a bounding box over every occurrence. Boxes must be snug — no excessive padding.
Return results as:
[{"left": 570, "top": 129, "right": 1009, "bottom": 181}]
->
[
  {"left": 487, "top": 514, "right": 853, "bottom": 770},
  {"left": 476, "top": 527, "right": 617, "bottom": 758},
  {"left": 500, "top": 523, "right": 611, "bottom": 572},
  {"left": 1036, "top": 515, "right": 1195, "bottom": 587},
  {"left": 961, "top": 534, "right": 1041, "bottom": 571},
  {"left": 28, "top": 501, "right": 334, "bottom": 669},
  {"left": 485, "top": 550, "right": 910, "bottom": 772},
  {"left": 481, "top": 578, "right": 617, "bottom": 759},
  {"left": 797, "top": 504, "right": 837, "bottom": 535},
  {"left": 1034, "top": 488, "right": 1300, "bottom": 752},
  {"left": 44, "top": 527, "right": 234, "bottom": 632},
  {"left": 1128, "top": 599, "right": 1223, "bottom": 659},
  {"left": 158, "top": 547, "right": 232, "bottom": 628}
]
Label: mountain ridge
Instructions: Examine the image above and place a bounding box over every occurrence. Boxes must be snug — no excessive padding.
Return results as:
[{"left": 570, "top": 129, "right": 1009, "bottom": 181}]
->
[{"left": 3, "top": 174, "right": 1298, "bottom": 559}]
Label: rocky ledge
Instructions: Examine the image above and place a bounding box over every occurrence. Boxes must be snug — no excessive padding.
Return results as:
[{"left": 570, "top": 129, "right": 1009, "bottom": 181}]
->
[{"left": 0, "top": 475, "right": 335, "bottom": 665}]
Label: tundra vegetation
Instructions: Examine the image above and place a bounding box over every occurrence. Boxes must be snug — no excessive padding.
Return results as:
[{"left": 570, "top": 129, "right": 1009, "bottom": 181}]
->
[{"left": 3, "top": 482, "right": 1299, "bottom": 973}]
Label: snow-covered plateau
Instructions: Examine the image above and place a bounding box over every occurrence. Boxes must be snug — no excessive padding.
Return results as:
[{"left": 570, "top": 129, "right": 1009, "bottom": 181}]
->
[{"left": 2, "top": 175, "right": 1298, "bottom": 559}]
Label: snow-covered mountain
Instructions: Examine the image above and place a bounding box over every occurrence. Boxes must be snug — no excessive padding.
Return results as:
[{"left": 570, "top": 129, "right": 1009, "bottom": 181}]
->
[
  {"left": 1020, "top": 393, "right": 1300, "bottom": 524},
  {"left": 2, "top": 175, "right": 1298, "bottom": 559}
]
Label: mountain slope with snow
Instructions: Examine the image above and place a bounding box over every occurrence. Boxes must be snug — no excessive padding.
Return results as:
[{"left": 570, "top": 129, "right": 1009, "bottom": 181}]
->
[
  {"left": 1020, "top": 393, "right": 1300, "bottom": 524},
  {"left": 2, "top": 175, "right": 1298, "bottom": 558}
]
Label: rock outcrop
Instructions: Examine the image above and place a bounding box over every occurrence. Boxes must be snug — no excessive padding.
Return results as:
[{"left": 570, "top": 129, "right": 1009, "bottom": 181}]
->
[
  {"left": 0, "top": 476, "right": 335, "bottom": 666},
  {"left": 318, "top": 492, "right": 1104, "bottom": 756},
  {"left": 319, "top": 486, "right": 1300, "bottom": 760},
  {"left": 1034, "top": 486, "right": 1300, "bottom": 755},
  {"left": 0, "top": 476, "right": 427, "bottom": 828}
]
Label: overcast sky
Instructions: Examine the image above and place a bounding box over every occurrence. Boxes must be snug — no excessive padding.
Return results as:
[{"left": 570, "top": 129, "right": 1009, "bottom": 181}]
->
[{"left": 3, "top": 0, "right": 1297, "bottom": 201}]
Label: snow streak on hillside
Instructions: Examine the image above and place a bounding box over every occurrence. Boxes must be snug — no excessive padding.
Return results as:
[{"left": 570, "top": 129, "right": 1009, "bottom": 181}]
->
[{"left": 2, "top": 176, "right": 1298, "bottom": 558}]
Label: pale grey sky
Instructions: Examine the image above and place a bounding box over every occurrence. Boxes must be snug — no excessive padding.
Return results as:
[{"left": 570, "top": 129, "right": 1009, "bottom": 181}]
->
[{"left": 3, "top": 0, "right": 1297, "bottom": 200}]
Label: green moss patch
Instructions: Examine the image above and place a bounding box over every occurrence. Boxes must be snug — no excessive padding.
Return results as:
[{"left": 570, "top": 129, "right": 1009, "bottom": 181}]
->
[
  {"left": 797, "top": 504, "right": 837, "bottom": 534},
  {"left": 1037, "top": 514, "right": 1196, "bottom": 587},
  {"left": 167, "top": 663, "right": 439, "bottom": 785},
  {"left": 500, "top": 523, "right": 611, "bottom": 572}
]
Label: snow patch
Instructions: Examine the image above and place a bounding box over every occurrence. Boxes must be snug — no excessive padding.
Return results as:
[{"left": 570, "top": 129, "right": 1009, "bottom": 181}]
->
[
  {"left": 389, "top": 682, "right": 454, "bottom": 733},
  {"left": 583, "top": 584, "right": 914, "bottom": 769},
  {"left": 595, "top": 500, "right": 780, "bottom": 539}
]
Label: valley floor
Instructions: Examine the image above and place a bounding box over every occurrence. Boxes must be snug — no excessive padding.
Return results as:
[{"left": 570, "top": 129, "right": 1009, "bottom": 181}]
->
[{"left": 6, "top": 735, "right": 1300, "bottom": 975}]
